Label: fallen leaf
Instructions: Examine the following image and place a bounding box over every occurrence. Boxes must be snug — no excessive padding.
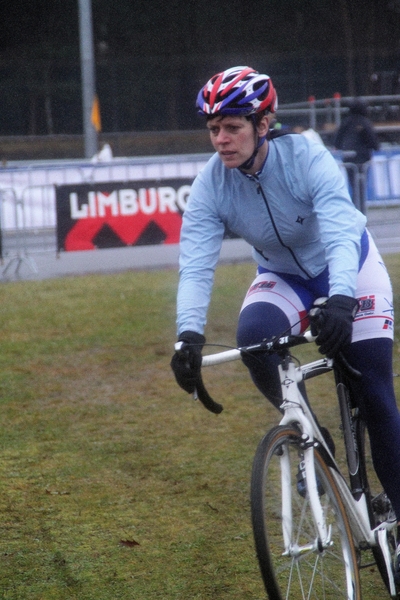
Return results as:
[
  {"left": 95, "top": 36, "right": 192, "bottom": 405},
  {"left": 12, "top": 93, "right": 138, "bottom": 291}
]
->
[
  {"left": 119, "top": 539, "right": 140, "bottom": 548},
  {"left": 45, "top": 489, "right": 70, "bottom": 496}
]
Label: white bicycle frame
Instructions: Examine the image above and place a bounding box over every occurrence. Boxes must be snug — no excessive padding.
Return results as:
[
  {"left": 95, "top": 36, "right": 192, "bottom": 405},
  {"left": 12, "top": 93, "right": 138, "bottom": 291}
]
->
[{"left": 200, "top": 332, "right": 397, "bottom": 596}]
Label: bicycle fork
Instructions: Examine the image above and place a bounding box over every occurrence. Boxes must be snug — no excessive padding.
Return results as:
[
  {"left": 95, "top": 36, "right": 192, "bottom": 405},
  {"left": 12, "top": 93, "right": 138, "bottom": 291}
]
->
[
  {"left": 278, "top": 361, "right": 374, "bottom": 551},
  {"left": 280, "top": 438, "right": 333, "bottom": 557},
  {"left": 278, "top": 360, "right": 333, "bottom": 551}
]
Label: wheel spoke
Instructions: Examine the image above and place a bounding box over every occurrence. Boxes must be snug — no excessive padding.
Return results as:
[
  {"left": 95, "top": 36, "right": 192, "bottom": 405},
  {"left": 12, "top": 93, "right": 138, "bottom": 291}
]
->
[{"left": 251, "top": 425, "right": 361, "bottom": 599}]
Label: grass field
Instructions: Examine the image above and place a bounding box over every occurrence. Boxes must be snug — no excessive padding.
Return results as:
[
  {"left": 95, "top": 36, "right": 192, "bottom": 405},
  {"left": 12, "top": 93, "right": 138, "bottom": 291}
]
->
[{"left": 0, "top": 255, "right": 399, "bottom": 599}]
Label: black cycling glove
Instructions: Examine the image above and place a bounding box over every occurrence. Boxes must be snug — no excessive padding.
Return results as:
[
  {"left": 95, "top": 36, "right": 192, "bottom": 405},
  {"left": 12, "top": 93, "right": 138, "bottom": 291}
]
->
[
  {"left": 170, "top": 331, "right": 205, "bottom": 394},
  {"left": 310, "top": 294, "right": 359, "bottom": 358}
]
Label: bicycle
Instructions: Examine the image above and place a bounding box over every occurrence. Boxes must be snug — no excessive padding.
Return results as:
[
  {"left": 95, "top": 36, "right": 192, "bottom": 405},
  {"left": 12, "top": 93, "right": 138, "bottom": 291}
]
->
[{"left": 175, "top": 326, "right": 399, "bottom": 599}]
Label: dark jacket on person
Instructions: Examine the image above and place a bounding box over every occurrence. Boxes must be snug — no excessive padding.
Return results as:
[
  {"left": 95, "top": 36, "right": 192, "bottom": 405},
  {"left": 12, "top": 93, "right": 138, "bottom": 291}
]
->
[{"left": 334, "top": 100, "right": 379, "bottom": 164}]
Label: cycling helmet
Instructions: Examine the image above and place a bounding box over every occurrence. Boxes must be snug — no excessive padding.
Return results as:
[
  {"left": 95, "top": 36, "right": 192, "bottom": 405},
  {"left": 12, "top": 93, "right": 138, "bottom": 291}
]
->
[{"left": 196, "top": 66, "right": 277, "bottom": 117}]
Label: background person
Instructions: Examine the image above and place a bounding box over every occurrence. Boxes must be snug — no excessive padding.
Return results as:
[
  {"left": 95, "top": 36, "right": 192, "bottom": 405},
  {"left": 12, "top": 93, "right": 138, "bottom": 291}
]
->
[
  {"left": 334, "top": 98, "right": 380, "bottom": 210},
  {"left": 170, "top": 66, "right": 400, "bottom": 578}
]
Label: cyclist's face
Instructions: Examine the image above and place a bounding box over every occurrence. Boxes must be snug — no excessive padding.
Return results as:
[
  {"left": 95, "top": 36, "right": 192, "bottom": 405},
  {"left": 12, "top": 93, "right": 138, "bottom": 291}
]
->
[{"left": 206, "top": 115, "right": 269, "bottom": 171}]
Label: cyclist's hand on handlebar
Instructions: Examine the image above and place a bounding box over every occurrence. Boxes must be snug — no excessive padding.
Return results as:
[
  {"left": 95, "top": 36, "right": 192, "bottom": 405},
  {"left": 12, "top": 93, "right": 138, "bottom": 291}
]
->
[
  {"left": 309, "top": 295, "right": 359, "bottom": 358},
  {"left": 170, "top": 331, "right": 205, "bottom": 393}
]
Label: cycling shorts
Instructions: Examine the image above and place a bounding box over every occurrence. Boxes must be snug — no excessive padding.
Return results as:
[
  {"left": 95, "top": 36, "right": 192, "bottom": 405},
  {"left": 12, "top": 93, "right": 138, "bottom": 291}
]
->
[{"left": 240, "top": 230, "right": 394, "bottom": 342}]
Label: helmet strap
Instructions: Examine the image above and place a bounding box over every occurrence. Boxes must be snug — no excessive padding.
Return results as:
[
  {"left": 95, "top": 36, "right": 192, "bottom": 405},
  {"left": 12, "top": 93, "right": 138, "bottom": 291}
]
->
[
  {"left": 239, "top": 132, "right": 266, "bottom": 171},
  {"left": 238, "top": 114, "right": 267, "bottom": 171}
]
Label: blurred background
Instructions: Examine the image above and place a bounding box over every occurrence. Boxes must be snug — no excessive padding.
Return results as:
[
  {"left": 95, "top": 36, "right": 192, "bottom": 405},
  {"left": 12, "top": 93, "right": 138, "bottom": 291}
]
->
[
  {"left": 0, "top": 0, "right": 399, "bottom": 277},
  {"left": 0, "top": 0, "right": 400, "bottom": 158}
]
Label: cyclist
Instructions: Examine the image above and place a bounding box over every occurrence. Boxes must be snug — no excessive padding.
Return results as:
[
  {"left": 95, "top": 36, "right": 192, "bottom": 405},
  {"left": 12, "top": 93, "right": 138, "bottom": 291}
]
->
[{"left": 170, "top": 66, "right": 400, "bottom": 577}]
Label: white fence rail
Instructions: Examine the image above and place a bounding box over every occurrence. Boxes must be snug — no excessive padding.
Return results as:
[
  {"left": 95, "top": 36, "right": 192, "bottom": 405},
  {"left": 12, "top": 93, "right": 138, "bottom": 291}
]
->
[{"left": 0, "top": 155, "right": 210, "bottom": 231}]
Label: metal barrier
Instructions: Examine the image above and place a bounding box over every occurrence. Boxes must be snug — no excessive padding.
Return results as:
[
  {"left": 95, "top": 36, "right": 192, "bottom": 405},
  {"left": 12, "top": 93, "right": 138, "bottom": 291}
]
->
[
  {"left": 277, "top": 94, "right": 400, "bottom": 137},
  {"left": 0, "top": 187, "right": 39, "bottom": 274},
  {"left": 367, "top": 154, "right": 400, "bottom": 206},
  {"left": 337, "top": 153, "right": 400, "bottom": 214},
  {"left": 340, "top": 162, "right": 364, "bottom": 213},
  {"left": 0, "top": 155, "right": 211, "bottom": 275},
  {"left": 0, "top": 151, "right": 399, "bottom": 276}
]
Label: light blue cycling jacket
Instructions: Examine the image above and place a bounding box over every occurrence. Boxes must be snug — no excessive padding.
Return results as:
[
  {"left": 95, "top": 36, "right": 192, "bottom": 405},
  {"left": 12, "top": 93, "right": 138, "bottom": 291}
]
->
[{"left": 177, "top": 133, "right": 367, "bottom": 335}]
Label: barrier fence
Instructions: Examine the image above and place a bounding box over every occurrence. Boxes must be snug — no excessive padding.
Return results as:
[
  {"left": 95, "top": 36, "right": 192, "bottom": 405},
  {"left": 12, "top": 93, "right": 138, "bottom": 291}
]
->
[
  {"left": 0, "top": 150, "right": 399, "bottom": 275},
  {"left": 0, "top": 154, "right": 209, "bottom": 273}
]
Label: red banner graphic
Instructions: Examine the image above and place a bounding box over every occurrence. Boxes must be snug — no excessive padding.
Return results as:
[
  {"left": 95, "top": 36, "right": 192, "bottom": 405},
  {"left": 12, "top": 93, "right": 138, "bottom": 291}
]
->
[{"left": 56, "top": 179, "right": 192, "bottom": 252}]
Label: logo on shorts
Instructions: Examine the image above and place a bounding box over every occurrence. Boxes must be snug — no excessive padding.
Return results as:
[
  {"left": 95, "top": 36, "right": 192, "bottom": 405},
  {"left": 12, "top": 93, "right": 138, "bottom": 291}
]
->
[
  {"left": 248, "top": 280, "right": 277, "bottom": 294},
  {"left": 358, "top": 295, "right": 375, "bottom": 315},
  {"left": 383, "top": 319, "right": 393, "bottom": 331}
]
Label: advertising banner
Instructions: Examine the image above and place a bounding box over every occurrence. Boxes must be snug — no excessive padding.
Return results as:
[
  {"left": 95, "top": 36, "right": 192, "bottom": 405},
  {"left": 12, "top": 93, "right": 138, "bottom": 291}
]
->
[{"left": 56, "top": 179, "right": 192, "bottom": 252}]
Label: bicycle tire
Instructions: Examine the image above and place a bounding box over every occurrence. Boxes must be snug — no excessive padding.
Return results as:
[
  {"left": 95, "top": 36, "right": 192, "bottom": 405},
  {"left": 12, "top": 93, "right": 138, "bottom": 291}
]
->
[{"left": 251, "top": 424, "right": 361, "bottom": 600}]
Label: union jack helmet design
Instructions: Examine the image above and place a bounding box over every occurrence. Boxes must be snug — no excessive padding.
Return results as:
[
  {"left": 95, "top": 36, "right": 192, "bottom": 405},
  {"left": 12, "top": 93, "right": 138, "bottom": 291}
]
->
[{"left": 196, "top": 66, "right": 278, "bottom": 117}]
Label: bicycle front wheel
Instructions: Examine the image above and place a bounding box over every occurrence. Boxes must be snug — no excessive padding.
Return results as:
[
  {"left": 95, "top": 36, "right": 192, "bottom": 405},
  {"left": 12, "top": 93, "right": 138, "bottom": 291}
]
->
[{"left": 251, "top": 425, "right": 361, "bottom": 600}]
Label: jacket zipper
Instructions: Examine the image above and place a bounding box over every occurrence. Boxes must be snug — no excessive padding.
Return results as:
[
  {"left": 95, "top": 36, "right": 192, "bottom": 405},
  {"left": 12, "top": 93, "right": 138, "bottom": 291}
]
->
[{"left": 255, "top": 179, "right": 312, "bottom": 279}]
